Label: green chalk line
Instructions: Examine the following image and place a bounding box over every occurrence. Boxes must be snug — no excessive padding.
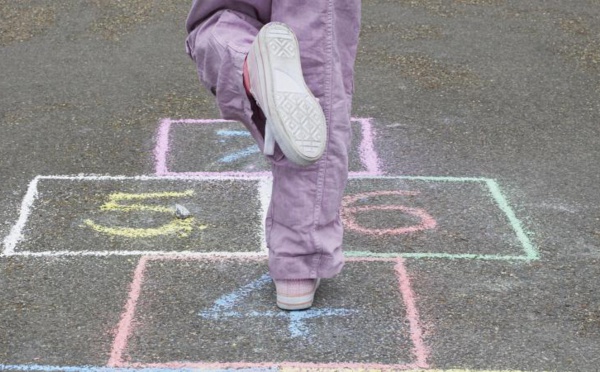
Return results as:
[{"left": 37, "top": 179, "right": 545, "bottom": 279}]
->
[
  {"left": 344, "top": 176, "right": 539, "bottom": 261},
  {"left": 394, "top": 175, "right": 489, "bottom": 182},
  {"left": 352, "top": 175, "right": 489, "bottom": 182},
  {"left": 484, "top": 179, "right": 539, "bottom": 260},
  {"left": 345, "top": 251, "right": 532, "bottom": 261}
]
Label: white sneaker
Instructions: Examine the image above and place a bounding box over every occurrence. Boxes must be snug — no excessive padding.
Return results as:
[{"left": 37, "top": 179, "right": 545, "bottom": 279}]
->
[
  {"left": 246, "top": 22, "right": 327, "bottom": 166},
  {"left": 274, "top": 278, "right": 321, "bottom": 310}
]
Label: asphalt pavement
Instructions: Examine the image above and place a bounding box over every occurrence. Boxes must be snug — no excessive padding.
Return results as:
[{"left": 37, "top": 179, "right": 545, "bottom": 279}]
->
[{"left": 1, "top": 1, "right": 599, "bottom": 371}]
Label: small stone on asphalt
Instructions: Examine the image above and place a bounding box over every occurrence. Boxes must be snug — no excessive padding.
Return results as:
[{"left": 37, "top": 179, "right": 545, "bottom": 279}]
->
[{"left": 174, "top": 203, "right": 191, "bottom": 219}]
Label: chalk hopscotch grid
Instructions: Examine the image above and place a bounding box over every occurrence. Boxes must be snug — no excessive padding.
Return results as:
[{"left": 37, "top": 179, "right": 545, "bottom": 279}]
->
[
  {"left": 107, "top": 255, "right": 429, "bottom": 370},
  {"left": 0, "top": 175, "right": 271, "bottom": 258},
  {"left": 0, "top": 126, "right": 538, "bottom": 372},
  {"left": 154, "top": 117, "right": 383, "bottom": 177},
  {"left": 1, "top": 175, "right": 538, "bottom": 261}
]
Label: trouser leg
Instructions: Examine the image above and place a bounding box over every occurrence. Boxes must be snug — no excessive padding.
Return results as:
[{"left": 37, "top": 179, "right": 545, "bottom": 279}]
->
[
  {"left": 185, "top": 1, "right": 361, "bottom": 280},
  {"left": 267, "top": 0, "right": 361, "bottom": 279},
  {"left": 185, "top": 2, "right": 272, "bottom": 148}
]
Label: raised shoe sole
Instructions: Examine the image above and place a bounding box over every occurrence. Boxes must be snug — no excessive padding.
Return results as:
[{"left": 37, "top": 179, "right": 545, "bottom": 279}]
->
[{"left": 248, "top": 22, "right": 327, "bottom": 166}]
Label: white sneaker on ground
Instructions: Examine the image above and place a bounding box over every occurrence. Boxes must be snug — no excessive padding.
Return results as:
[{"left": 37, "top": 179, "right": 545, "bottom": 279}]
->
[
  {"left": 274, "top": 278, "right": 321, "bottom": 311},
  {"left": 246, "top": 22, "right": 327, "bottom": 166}
]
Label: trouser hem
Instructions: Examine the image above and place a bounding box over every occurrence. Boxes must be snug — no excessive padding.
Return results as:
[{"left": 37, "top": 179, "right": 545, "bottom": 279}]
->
[{"left": 269, "top": 250, "right": 344, "bottom": 280}]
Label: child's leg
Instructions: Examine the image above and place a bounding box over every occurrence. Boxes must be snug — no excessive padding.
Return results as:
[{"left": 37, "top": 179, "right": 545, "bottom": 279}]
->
[
  {"left": 185, "top": 2, "right": 273, "bottom": 150},
  {"left": 267, "top": 0, "right": 361, "bottom": 280},
  {"left": 185, "top": 0, "right": 362, "bottom": 281}
]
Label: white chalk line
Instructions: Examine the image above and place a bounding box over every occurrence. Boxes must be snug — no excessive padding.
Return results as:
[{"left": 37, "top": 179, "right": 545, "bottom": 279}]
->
[
  {"left": 4, "top": 250, "right": 268, "bottom": 258},
  {"left": 258, "top": 178, "right": 273, "bottom": 254},
  {"left": 36, "top": 174, "right": 270, "bottom": 182},
  {"left": 2, "top": 176, "right": 40, "bottom": 256}
]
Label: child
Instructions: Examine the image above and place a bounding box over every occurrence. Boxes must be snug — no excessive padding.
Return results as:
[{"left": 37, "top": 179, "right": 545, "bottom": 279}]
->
[{"left": 185, "top": 1, "right": 361, "bottom": 310}]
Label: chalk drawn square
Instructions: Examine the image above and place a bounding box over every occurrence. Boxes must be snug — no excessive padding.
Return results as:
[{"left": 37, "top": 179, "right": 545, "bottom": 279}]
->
[
  {"left": 3, "top": 176, "right": 268, "bottom": 256},
  {"left": 155, "top": 118, "right": 381, "bottom": 176},
  {"left": 343, "top": 177, "right": 537, "bottom": 261},
  {"left": 110, "top": 257, "right": 426, "bottom": 368}
]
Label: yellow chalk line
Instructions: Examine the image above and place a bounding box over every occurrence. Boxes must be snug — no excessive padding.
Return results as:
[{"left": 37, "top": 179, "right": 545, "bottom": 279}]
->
[
  {"left": 100, "top": 203, "right": 174, "bottom": 213},
  {"left": 84, "top": 190, "right": 204, "bottom": 238},
  {"left": 83, "top": 218, "right": 206, "bottom": 238},
  {"left": 101, "top": 190, "right": 195, "bottom": 213},
  {"left": 107, "top": 190, "right": 195, "bottom": 200}
]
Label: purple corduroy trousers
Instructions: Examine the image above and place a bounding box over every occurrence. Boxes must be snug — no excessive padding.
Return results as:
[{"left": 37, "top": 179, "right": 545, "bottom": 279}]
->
[{"left": 185, "top": 1, "right": 361, "bottom": 279}]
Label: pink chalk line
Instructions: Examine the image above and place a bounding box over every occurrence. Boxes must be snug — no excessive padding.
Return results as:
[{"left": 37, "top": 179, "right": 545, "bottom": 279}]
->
[
  {"left": 395, "top": 257, "right": 430, "bottom": 368},
  {"left": 342, "top": 191, "right": 437, "bottom": 236},
  {"left": 154, "top": 119, "right": 171, "bottom": 177},
  {"left": 108, "top": 255, "right": 428, "bottom": 369},
  {"left": 355, "top": 117, "right": 382, "bottom": 175},
  {"left": 108, "top": 256, "right": 149, "bottom": 367},
  {"left": 121, "top": 361, "right": 424, "bottom": 370},
  {"left": 154, "top": 117, "right": 383, "bottom": 177}
]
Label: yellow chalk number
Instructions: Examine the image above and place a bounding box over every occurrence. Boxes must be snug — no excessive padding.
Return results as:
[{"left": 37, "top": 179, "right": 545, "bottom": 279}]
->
[{"left": 84, "top": 190, "right": 205, "bottom": 238}]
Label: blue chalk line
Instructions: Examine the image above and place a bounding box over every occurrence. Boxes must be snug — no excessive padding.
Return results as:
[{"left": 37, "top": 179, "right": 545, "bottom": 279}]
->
[
  {"left": 199, "top": 274, "right": 357, "bottom": 338},
  {"left": 216, "top": 130, "right": 251, "bottom": 137},
  {"left": 218, "top": 145, "right": 260, "bottom": 163},
  {"left": 216, "top": 129, "right": 259, "bottom": 163},
  {"left": 212, "top": 274, "right": 272, "bottom": 310}
]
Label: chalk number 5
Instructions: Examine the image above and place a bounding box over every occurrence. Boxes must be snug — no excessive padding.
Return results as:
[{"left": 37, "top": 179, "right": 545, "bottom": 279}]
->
[{"left": 84, "top": 190, "right": 206, "bottom": 238}]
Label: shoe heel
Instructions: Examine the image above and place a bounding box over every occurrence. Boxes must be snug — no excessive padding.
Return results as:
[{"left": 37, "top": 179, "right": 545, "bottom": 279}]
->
[{"left": 264, "top": 120, "right": 275, "bottom": 156}]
